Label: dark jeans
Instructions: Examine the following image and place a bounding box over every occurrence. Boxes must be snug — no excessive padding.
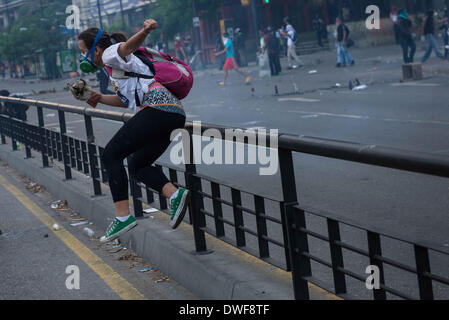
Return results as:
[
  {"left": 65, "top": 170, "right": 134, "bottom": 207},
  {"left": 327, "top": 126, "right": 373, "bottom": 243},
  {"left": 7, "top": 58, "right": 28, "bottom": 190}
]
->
[
  {"left": 316, "top": 31, "right": 323, "bottom": 47},
  {"left": 400, "top": 38, "right": 416, "bottom": 63},
  {"left": 444, "top": 31, "right": 448, "bottom": 59},
  {"left": 268, "top": 52, "right": 282, "bottom": 75},
  {"left": 101, "top": 107, "right": 186, "bottom": 202}
]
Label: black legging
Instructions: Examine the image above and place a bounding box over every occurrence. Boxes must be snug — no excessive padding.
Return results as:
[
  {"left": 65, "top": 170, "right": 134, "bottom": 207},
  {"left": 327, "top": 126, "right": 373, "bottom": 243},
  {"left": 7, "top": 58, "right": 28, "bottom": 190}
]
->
[{"left": 101, "top": 107, "right": 186, "bottom": 203}]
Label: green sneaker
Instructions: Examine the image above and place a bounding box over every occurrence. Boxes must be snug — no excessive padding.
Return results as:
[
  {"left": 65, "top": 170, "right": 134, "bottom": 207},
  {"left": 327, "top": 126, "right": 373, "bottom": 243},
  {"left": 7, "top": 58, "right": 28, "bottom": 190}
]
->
[
  {"left": 100, "top": 215, "right": 137, "bottom": 243},
  {"left": 169, "top": 188, "right": 191, "bottom": 229}
]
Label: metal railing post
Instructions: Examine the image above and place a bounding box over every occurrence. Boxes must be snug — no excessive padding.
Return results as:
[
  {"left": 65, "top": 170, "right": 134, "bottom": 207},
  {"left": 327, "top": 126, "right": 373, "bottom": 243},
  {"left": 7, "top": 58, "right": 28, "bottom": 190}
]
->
[
  {"left": 184, "top": 128, "right": 209, "bottom": 253},
  {"left": 414, "top": 245, "right": 434, "bottom": 300},
  {"left": 367, "top": 231, "right": 387, "bottom": 300},
  {"left": 327, "top": 218, "right": 347, "bottom": 295},
  {"left": 58, "top": 110, "right": 72, "bottom": 180},
  {"left": 84, "top": 114, "right": 102, "bottom": 196},
  {"left": 278, "top": 147, "right": 311, "bottom": 300},
  {"left": 37, "top": 106, "right": 50, "bottom": 167}
]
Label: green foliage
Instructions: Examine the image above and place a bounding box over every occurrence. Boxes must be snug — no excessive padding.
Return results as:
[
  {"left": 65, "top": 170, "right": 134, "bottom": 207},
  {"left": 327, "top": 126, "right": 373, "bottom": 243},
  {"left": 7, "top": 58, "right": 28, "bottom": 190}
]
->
[
  {"left": 0, "top": 0, "right": 72, "bottom": 63},
  {"left": 145, "top": 0, "right": 222, "bottom": 40}
]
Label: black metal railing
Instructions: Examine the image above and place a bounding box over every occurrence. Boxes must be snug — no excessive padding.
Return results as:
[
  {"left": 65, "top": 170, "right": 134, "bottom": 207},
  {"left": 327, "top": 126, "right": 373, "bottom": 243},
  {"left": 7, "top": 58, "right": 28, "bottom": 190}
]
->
[{"left": 1, "top": 96, "right": 449, "bottom": 300}]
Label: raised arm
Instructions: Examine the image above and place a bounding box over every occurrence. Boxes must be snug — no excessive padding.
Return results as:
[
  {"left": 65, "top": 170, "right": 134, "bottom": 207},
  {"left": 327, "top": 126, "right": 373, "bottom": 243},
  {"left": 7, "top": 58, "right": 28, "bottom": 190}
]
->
[{"left": 117, "top": 19, "right": 158, "bottom": 61}]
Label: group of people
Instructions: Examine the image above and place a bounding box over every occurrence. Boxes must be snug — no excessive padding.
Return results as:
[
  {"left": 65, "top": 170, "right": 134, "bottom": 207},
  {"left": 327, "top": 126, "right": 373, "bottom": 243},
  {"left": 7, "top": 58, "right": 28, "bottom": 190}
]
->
[
  {"left": 258, "top": 17, "right": 305, "bottom": 77},
  {"left": 393, "top": 7, "right": 449, "bottom": 64}
]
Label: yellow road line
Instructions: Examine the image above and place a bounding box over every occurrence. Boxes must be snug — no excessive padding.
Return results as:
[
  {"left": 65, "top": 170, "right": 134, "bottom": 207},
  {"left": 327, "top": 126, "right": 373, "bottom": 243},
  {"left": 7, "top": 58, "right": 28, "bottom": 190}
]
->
[{"left": 0, "top": 174, "right": 146, "bottom": 300}]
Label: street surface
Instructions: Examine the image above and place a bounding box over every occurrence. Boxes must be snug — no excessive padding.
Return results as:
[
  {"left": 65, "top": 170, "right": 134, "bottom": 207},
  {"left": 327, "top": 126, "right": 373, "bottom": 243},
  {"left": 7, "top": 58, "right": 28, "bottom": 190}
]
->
[
  {"left": 1, "top": 43, "right": 449, "bottom": 299},
  {"left": 0, "top": 161, "right": 197, "bottom": 300}
]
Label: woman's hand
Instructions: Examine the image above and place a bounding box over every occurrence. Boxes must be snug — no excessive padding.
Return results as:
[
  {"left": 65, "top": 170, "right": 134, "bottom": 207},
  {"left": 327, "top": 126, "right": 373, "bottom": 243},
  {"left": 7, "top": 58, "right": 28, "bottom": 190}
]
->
[
  {"left": 87, "top": 91, "right": 102, "bottom": 108},
  {"left": 143, "top": 19, "right": 158, "bottom": 35}
]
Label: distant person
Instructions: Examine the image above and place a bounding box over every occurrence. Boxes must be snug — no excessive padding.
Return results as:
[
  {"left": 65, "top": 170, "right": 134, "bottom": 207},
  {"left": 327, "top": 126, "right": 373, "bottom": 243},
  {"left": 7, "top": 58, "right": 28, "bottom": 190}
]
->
[
  {"left": 214, "top": 32, "right": 251, "bottom": 87},
  {"left": 0, "top": 60, "right": 5, "bottom": 79},
  {"left": 390, "top": 5, "right": 400, "bottom": 44},
  {"left": 263, "top": 27, "right": 282, "bottom": 76},
  {"left": 215, "top": 33, "right": 225, "bottom": 70},
  {"left": 335, "top": 16, "right": 355, "bottom": 67},
  {"left": 421, "top": 9, "right": 445, "bottom": 63},
  {"left": 174, "top": 36, "right": 187, "bottom": 61},
  {"left": 441, "top": 9, "right": 449, "bottom": 59},
  {"left": 312, "top": 14, "right": 326, "bottom": 47},
  {"left": 397, "top": 9, "right": 416, "bottom": 63},
  {"left": 279, "top": 17, "right": 303, "bottom": 69},
  {"left": 234, "top": 27, "right": 246, "bottom": 67},
  {"left": 0, "top": 90, "right": 29, "bottom": 121}
]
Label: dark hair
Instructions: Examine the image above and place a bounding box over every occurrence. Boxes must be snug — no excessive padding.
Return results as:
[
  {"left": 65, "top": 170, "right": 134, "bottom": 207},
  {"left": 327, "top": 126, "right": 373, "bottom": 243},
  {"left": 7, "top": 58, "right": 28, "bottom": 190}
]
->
[
  {"left": 78, "top": 28, "right": 127, "bottom": 51},
  {"left": 0, "top": 89, "right": 10, "bottom": 96}
]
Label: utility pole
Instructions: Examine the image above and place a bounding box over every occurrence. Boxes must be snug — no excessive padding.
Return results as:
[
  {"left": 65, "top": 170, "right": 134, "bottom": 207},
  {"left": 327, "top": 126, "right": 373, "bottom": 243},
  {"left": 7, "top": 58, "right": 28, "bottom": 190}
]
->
[
  {"left": 192, "top": 0, "right": 204, "bottom": 68},
  {"left": 96, "top": 0, "right": 103, "bottom": 29},
  {"left": 4, "top": 0, "right": 10, "bottom": 31},
  {"left": 119, "top": 0, "right": 125, "bottom": 30},
  {"left": 250, "top": 0, "right": 259, "bottom": 39}
]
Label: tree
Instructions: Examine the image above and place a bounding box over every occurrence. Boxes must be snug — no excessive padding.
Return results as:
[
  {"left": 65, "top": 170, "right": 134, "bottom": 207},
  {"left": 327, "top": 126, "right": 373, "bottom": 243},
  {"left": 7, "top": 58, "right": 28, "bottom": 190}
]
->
[
  {"left": 142, "top": 0, "right": 222, "bottom": 41},
  {"left": 0, "top": 1, "right": 72, "bottom": 66}
]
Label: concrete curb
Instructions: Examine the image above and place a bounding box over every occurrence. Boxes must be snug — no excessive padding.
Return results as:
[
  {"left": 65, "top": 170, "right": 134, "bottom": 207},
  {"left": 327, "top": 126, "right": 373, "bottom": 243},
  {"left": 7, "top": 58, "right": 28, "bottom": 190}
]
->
[{"left": 0, "top": 144, "right": 334, "bottom": 300}]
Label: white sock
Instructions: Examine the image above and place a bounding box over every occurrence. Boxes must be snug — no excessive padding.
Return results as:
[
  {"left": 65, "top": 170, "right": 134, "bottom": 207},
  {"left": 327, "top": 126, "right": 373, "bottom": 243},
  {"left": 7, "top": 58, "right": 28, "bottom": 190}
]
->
[
  {"left": 169, "top": 190, "right": 179, "bottom": 203},
  {"left": 116, "top": 215, "right": 130, "bottom": 222}
]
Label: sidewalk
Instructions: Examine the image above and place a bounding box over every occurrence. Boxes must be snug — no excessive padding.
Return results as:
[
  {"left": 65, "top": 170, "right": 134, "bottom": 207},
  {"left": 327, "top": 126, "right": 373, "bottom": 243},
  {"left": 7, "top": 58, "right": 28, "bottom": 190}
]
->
[
  {"left": 0, "top": 159, "right": 196, "bottom": 300},
  {"left": 0, "top": 142, "right": 338, "bottom": 300}
]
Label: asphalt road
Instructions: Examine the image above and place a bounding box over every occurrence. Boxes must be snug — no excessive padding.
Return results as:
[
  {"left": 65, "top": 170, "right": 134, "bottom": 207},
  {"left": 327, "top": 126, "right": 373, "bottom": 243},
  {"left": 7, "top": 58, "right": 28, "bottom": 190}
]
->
[
  {"left": 2, "top": 43, "right": 449, "bottom": 299},
  {"left": 0, "top": 161, "right": 197, "bottom": 300}
]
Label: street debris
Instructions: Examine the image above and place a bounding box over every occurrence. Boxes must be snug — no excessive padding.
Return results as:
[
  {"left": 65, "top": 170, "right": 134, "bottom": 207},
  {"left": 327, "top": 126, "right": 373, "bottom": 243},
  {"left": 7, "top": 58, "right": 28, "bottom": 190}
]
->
[
  {"left": 50, "top": 200, "right": 68, "bottom": 210},
  {"left": 293, "top": 83, "right": 299, "bottom": 93},
  {"left": 70, "top": 221, "right": 88, "bottom": 227},
  {"left": 308, "top": 70, "right": 318, "bottom": 74},
  {"left": 352, "top": 85, "right": 368, "bottom": 91},
  {"left": 83, "top": 227, "right": 95, "bottom": 237},
  {"left": 52, "top": 223, "right": 60, "bottom": 231},
  {"left": 118, "top": 253, "right": 142, "bottom": 262},
  {"left": 108, "top": 246, "right": 124, "bottom": 253},
  {"left": 31, "top": 88, "right": 56, "bottom": 95},
  {"left": 139, "top": 267, "right": 153, "bottom": 273},
  {"left": 44, "top": 234, "right": 48, "bottom": 238},
  {"left": 25, "top": 182, "right": 43, "bottom": 193},
  {"left": 155, "top": 277, "right": 170, "bottom": 283},
  {"left": 143, "top": 208, "right": 158, "bottom": 214},
  {"left": 349, "top": 78, "right": 361, "bottom": 90}
]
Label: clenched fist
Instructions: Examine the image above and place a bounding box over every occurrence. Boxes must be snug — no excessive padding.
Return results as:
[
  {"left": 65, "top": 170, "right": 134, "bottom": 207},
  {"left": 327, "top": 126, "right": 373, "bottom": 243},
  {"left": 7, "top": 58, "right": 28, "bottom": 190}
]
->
[{"left": 143, "top": 19, "right": 158, "bottom": 35}]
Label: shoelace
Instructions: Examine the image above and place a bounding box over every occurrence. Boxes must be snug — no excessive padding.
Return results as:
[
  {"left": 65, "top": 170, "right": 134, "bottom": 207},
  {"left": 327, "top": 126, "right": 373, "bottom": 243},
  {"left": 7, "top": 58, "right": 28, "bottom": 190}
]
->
[{"left": 107, "top": 220, "right": 119, "bottom": 235}]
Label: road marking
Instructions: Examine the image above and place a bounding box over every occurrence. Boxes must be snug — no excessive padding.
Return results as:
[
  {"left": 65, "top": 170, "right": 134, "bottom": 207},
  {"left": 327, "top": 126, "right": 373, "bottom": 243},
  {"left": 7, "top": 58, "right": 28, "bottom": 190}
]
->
[
  {"left": 278, "top": 97, "right": 320, "bottom": 102},
  {"left": 0, "top": 174, "right": 146, "bottom": 300},
  {"left": 289, "top": 110, "right": 449, "bottom": 126},
  {"left": 391, "top": 82, "right": 440, "bottom": 87},
  {"left": 289, "top": 110, "right": 370, "bottom": 120}
]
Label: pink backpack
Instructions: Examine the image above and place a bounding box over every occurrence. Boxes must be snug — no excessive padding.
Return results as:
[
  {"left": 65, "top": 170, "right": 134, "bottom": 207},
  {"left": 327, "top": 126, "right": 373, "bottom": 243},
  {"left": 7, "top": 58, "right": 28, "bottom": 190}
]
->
[{"left": 105, "top": 47, "right": 194, "bottom": 101}]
